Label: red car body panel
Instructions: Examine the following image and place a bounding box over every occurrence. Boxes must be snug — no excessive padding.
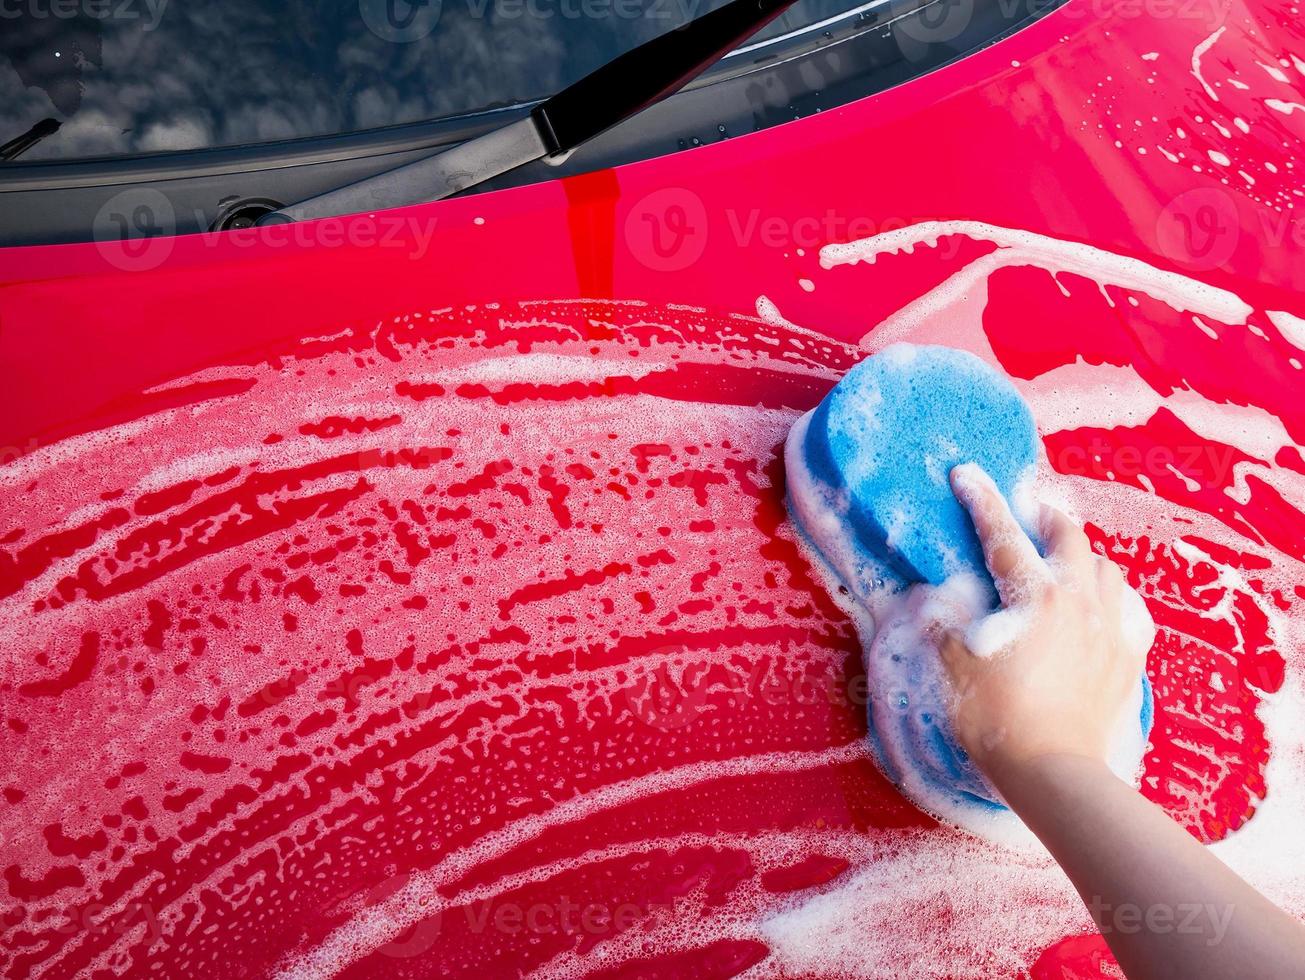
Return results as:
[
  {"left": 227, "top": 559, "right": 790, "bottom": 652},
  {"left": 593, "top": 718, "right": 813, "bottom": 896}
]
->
[{"left": 2, "top": 1, "right": 1303, "bottom": 977}]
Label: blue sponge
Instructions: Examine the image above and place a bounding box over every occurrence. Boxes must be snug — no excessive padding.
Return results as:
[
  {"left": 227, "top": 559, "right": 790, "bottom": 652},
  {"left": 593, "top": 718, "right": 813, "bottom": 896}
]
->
[
  {"left": 785, "top": 343, "right": 1154, "bottom": 842},
  {"left": 802, "top": 343, "right": 1039, "bottom": 592}
]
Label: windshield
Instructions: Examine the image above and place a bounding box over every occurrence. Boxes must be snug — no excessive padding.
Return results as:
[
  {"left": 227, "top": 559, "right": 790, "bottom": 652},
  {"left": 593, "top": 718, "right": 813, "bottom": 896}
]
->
[{"left": 1, "top": 0, "right": 874, "bottom": 163}]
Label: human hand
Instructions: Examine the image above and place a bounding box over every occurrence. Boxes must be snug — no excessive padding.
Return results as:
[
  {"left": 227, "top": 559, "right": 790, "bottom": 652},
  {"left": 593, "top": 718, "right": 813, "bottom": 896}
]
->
[
  {"left": 928, "top": 468, "right": 1305, "bottom": 980},
  {"left": 937, "top": 463, "right": 1154, "bottom": 783}
]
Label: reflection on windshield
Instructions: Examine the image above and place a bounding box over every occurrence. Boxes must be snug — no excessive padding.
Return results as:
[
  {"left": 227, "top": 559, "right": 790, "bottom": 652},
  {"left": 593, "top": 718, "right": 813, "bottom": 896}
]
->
[{"left": 0, "top": 0, "right": 870, "bottom": 162}]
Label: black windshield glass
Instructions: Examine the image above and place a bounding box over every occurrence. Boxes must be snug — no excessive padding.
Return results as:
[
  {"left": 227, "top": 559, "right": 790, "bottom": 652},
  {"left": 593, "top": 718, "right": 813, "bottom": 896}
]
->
[{"left": 0, "top": 0, "right": 871, "bottom": 162}]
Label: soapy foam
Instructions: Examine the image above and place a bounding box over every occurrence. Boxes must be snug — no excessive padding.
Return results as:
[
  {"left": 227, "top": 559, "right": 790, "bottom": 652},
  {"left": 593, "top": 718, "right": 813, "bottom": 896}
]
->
[
  {"left": 819, "top": 220, "right": 1255, "bottom": 333},
  {"left": 1266, "top": 98, "right": 1305, "bottom": 114},
  {"left": 0, "top": 302, "right": 882, "bottom": 979},
  {"left": 1191, "top": 26, "right": 1226, "bottom": 102},
  {"left": 1268, "top": 309, "right": 1305, "bottom": 350},
  {"left": 756, "top": 832, "right": 1088, "bottom": 977},
  {"left": 278, "top": 743, "right": 869, "bottom": 980}
]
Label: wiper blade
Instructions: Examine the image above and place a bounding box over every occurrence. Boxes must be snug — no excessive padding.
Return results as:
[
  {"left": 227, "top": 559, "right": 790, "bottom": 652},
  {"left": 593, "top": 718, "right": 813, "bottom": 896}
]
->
[
  {"left": 1, "top": 118, "right": 60, "bottom": 162},
  {"left": 263, "top": 0, "right": 797, "bottom": 224}
]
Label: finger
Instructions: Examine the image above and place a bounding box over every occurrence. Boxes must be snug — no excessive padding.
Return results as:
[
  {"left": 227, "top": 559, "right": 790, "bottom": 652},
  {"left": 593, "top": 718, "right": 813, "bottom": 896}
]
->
[
  {"left": 950, "top": 463, "right": 1047, "bottom": 604},
  {"left": 1118, "top": 583, "right": 1157, "bottom": 659},
  {"left": 937, "top": 628, "right": 969, "bottom": 677},
  {"left": 920, "top": 615, "right": 949, "bottom": 646},
  {"left": 1095, "top": 555, "right": 1125, "bottom": 605},
  {"left": 1039, "top": 504, "right": 1092, "bottom": 570}
]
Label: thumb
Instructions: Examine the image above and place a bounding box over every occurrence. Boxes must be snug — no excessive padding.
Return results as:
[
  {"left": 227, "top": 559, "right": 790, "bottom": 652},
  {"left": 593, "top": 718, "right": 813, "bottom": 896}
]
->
[{"left": 938, "top": 628, "right": 970, "bottom": 678}]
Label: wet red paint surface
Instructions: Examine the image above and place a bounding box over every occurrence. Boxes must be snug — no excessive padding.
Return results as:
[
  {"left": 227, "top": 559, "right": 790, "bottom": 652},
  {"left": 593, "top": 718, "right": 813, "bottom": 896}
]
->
[
  {"left": 1, "top": 295, "right": 1298, "bottom": 976},
  {"left": 2, "top": 0, "right": 1304, "bottom": 976}
]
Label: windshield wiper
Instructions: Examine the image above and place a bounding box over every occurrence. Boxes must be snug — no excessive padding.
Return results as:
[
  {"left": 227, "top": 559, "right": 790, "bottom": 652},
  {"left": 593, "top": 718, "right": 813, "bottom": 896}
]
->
[
  {"left": 1, "top": 118, "right": 60, "bottom": 162},
  {"left": 262, "top": 0, "right": 797, "bottom": 224}
]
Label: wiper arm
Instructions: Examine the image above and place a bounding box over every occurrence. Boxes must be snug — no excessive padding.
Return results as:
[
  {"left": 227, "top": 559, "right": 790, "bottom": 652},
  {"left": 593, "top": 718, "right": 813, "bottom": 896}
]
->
[
  {"left": 1, "top": 118, "right": 60, "bottom": 162},
  {"left": 262, "top": 0, "right": 797, "bottom": 224}
]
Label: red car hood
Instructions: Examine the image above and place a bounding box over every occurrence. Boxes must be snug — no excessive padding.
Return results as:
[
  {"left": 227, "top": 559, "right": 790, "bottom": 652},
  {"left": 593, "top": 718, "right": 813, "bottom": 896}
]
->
[{"left": 2, "top": 1, "right": 1303, "bottom": 977}]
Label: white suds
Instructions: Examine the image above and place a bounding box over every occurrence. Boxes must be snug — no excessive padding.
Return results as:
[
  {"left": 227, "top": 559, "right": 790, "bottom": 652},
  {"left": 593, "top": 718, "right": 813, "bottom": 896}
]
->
[
  {"left": 1191, "top": 26, "right": 1226, "bottom": 102},
  {"left": 1267, "top": 309, "right": 1305, "bottom": 350},
  {"left": 1259, "top": 61, "right": 1291, "bottom": 83},
  {"left": 818, "top": 220, "right": 1254, "bottom": 337}
]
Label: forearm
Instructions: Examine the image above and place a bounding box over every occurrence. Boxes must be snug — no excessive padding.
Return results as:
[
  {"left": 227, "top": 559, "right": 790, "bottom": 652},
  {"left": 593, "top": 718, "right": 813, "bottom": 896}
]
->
[{"left": 989, "top": 754, "right": 1305, "bottom": 980}]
